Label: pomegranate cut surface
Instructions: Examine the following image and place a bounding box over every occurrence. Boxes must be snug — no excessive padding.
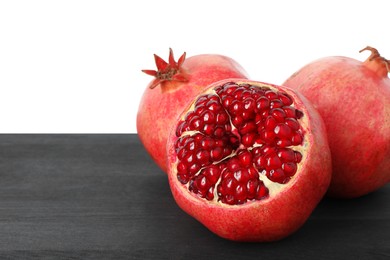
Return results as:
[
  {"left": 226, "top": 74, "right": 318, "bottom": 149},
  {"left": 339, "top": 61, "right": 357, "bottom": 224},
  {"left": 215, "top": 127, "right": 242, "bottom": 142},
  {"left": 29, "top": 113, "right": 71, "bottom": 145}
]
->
[{"left": 173, "top": 81, "right": 306, "bottom": 205}]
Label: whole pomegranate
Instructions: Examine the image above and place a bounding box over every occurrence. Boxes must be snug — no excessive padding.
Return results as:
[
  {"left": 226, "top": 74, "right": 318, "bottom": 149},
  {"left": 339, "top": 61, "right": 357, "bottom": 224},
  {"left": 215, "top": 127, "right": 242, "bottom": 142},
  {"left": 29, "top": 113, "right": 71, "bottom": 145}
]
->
[
  {"left": 137, "top": 49, "right": 248, "bottom": 172},
  {"left": 166, "top": 79, "right": 331, "bottom": 242},
  {"left": 283, "top": 46, "right": 390, "bottom": 198}
]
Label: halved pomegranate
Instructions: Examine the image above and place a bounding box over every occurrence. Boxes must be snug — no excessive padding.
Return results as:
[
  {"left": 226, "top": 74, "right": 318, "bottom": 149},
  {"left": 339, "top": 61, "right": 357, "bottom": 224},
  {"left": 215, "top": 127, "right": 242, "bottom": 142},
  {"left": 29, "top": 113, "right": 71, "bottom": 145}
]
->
[{"left": 167, "top": 79, "right": 332, "bottom": 242}]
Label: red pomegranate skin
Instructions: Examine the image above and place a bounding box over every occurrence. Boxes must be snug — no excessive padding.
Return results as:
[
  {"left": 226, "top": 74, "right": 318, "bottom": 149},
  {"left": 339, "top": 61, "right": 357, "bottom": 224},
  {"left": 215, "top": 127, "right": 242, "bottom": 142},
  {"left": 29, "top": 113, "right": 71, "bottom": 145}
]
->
[
  {"left": 283, "top": 48, "right": 390, "bottom": 198},
  {"left": 167, "top": 79, "right": 331, "bottom": 242},
  {"left": 137, "top": 52, "right": 248, "bottom": 172}
]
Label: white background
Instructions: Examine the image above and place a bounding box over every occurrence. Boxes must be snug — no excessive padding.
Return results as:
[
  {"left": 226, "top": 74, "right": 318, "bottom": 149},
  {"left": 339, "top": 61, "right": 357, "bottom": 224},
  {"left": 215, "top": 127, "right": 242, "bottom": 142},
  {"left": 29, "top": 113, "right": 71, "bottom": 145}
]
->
[{"left": 0, "top": 0, "right": 388, "bottom": 133}]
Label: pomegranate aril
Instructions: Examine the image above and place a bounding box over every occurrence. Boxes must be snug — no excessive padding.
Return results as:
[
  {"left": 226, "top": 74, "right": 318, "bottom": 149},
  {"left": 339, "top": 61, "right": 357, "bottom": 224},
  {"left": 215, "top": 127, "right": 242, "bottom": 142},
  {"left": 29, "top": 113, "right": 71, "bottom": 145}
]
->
[
  {"left": 294, "top": 151, "right": 303, "bottom": 163},
  {"left": 177, "top": 173, "right": 190, "bottom": 184},
  {"left": 239, "top": 121, "right": 256, "bottom": 135},
  {"left": 235, "top": 184, "right": 246, "bottom": 203},
  {"left": 265, "top": 90, "right": 278, "bottom": 100},
  {"left": 206, "top": 187, "right": 214, "bottom": 200},
  {"left": 265, "top": 116, "right": 277, "bottom": 130},
  {"left": 177, "top": 161, "right": 187, "bottom": 174},
  {"left": 271, "top": 108, "right": 286, "bottom": 122},
  {"left": 214, "top": 127, "right": 225, "bottom": 138},
  {"left": 216, "top": 112, "right": 229, "bottom": 125},
  {"left": 259, "top": 129, "right": 276, "bottom": 144},
  {"left": 237, "top": 150, "right": 252, "bottom": 167},
  {"left": 234, "top": 169, "right": 251, "bottom": 183},
  {"left": 266, "top": 154, "right": 282, "bottom": 169},
  {"left": 203, "top": 124, "right": 215, "bottom": 136},
  {"left": 177, "top": 147, "right": 187, "bottom": 160},
  {"left": 201, "top": 110, "right": 216, "bottom": 124},
  {"left": 241, "top": 133, "right": 256, "bottom": 147},
  {"left": 189, "top": 163, "right": 201, "bottom": 175},
  {"left": 227, "top": 157, "right": 241, "bottom": 172},
  {"left": 278, "top": 148, "right": 295, "bottom": 162},
  {"left": 256, "top": 96, "right": 270, "bottom": 111},
  {"left": 254, "top": 155, "right": 266, "bottom": 170},
  {"left": 203, "top": 165, "right": 221, "bottom": 184},
  {"left": 282, "top": 162, "right": 298, "bottom": 177},
  {"left": 255, "top": 182, "right": 269, "bottom": 199},
  {"left": 267, "top": 168, "right": 287, "bottom": 184},
  {"left": 232, "top": 115, "right": 244, "bottom": 127},
  {"left": 196, "top": 150, "right": 210, "bottom": 166},
  {"left": 270, "top": 99, "right": 284, "bottom": 109},
  {"left": 276, "top": 139, "right": 292, "bottom": 148},
  {"left": 247, "top": 179, "right": 259, "bottom": 199},
  {"left": 274, "top": 124, "right": 292, "bottom": 139},
  {"left": 292, "top": 132, "right": 303, "bottom": 145},
  {"left": 285, "top": 118, "right": 300, "bottom": 131},
  {"left": 201, "top": 137, "right": 215, "bottom": 149},
  {"left": 279, "top": 93, "right": 293, "bottom": 106},
  {"left": 222, "top": 95, "right": 234, "bottom": 107},
  {"left": 211, "top": 147, "right": 223, "bottom": 161},
  {"left": 229, "top": 100, "right": 243, "bottom": 115},
  {"left": 296, "top": 109, "right": 304, "bottom": 119},
  {"left": 207, "top": 100, "right": 222, "bottom": 111},
  {"left": 243, "top": 97, "right": 256, "bottom": 112}
]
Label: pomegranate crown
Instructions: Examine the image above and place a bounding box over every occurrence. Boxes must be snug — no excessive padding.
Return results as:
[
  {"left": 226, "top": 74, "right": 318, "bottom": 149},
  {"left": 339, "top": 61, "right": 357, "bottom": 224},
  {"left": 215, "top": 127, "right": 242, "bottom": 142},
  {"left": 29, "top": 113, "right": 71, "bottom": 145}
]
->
[
  {"left": 142, "top": 48, "right": 189, "bottom": 89},
  {"left": 360, "top": 46, "right": 390, "bottom": 77}
]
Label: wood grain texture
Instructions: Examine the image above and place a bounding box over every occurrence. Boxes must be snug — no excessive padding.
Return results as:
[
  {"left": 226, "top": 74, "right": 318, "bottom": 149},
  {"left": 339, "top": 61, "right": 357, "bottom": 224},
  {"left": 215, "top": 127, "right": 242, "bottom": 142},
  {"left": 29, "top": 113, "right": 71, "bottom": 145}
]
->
[{"left": 0, "top": 134, "right": 388, "bottom": 259}]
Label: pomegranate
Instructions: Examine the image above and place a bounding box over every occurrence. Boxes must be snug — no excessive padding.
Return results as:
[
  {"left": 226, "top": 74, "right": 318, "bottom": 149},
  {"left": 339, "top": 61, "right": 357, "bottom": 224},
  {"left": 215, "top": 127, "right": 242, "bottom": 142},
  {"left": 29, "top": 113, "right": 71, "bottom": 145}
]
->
[
  {"left": 166, "top": 79, "right": 331, "bottom": 242},
  {"left": 283, "top": 46, "right": 390, "bottom": 198},
  {"left": 137, "top": 49, "right": 248, "bottom": 172}
]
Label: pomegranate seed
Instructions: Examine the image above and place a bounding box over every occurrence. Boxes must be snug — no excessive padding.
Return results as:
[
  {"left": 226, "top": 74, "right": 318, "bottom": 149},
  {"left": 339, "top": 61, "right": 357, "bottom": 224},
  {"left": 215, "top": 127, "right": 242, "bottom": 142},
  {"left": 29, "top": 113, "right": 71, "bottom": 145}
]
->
[
  {"left": 266, "top": 154, "right": 282, "bottom": 169},
  {"left": 216, "top": 112, "right": 229, "bottom": 124},
  {"left": 270, "top": 99, "right": 284, "bottom": 109},
  {"left": 292, "top": 132, "right": 304, "bottom": 145},
  {"left": 267, "top": 168, "right": 287, "bottom": 184},
  {"left": 241, "top": 133, "right": 256, "bottom": 147},
  {"left": 232, "top": 115, "right": 244, "bottom": 127},
  {"left": 265, "top": 116, "right": 277, "bottom": 130},
  {"left": 228, "top": 157, "right": 241, "bottom": 172},
  {"left": 256, "top": 96, "right": 270, "bottom": 111},
  {"left": 278, "top": 148, "right": 295, "bottom": 162},
  {"left": 283, "top": 106, "right": 296, "bottom": 118},
  {"left": 265, "top": 90, "right": 278, "bottom": 100},
  {"left": 201, "top": 110, "right": 216, "bottom": 124},
  {"left": 271, "top": 108, "right": 286, "bottom": 122},
  {"left": 243, "top": 97, "right": 256, "bottom": 112},
  {"left": 204, "top": 165, "right": 221, "bottom": 184},
  {"left": 294, "top": 151, "right": 303, "bottom": 163},
  {"left": 214, "top": 127, "right": 225, "bottom": 138},
  {"left": 256, "top": 182, "right": 269, "bottom": 199},
  {"left": 237, "top": 150, "right": 252, "bottom": 167},
  {"left": 282, "top": 162, "right": 298, "bottom": 177},
  {"left": 239, "top": 121, "right": 257, "bottom": 135},
  {"left": 177, "top": 162, "right": 187, "bottom": 174},
  {"left": 234, "top": 169, "right": 251, "bottom": 183},
  {"left": 210, "top": 147, "right": 223, "bottom": 161},
  {"left": 196, "top": 150, "right": 210, "bottom": 166},
  {"left": 274, "top": 124, "right": 292, "bottom": 139},
  {"left": 285, "top": 118, "right": 300, "bottom": 131},
  {"left": 279, "top": 93, "right": 293, "bottom": 105},
  {"left": 189, "top": 163, "right": 201, "bottom": 175}
]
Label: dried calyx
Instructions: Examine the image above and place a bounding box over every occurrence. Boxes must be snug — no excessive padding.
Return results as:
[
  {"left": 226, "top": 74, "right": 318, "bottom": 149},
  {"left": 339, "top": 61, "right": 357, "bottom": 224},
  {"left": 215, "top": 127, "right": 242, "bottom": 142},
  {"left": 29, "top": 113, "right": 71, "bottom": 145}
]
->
[{"left": 142, "top": 48, "right": 188, "bottom": 89}]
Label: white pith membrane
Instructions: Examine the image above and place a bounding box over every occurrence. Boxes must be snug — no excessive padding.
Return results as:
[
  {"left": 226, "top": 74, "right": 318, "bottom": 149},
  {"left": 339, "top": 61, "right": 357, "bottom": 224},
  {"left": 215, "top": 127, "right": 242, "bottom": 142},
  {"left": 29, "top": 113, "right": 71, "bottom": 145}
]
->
[{"left": 172, "top": 81, "right": 309, "bottom": 206}]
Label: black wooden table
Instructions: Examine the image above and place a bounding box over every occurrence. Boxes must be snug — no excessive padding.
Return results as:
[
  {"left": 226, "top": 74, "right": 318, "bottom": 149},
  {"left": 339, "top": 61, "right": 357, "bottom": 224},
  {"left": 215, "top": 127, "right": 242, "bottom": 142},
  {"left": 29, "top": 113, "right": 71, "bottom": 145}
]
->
[{"left": 0, "top": 134, "right": 388, "bottom": 259}]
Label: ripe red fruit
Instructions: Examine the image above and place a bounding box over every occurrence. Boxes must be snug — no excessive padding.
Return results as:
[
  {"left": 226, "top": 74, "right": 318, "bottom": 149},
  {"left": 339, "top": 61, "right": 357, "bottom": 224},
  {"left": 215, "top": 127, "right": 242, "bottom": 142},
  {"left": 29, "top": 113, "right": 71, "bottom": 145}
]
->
[
  {"left": 137, "top": 49, "right": 248, "bottom": 172},
  {"left": 167, "top": 79, "right": 331, "bottom": 242},
  {"left": 283, "top": 46, "right": 390, "bottom": 198}
]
